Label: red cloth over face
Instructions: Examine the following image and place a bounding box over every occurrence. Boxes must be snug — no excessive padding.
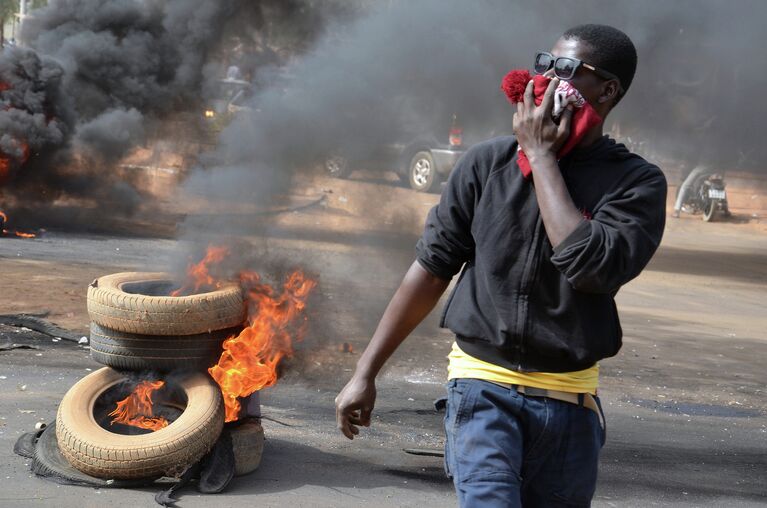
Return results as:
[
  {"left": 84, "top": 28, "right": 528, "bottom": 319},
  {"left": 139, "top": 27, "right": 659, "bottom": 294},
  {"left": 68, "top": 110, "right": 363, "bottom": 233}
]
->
[{"left": 501, "top": 69, "right": 602, "bottom": 178}]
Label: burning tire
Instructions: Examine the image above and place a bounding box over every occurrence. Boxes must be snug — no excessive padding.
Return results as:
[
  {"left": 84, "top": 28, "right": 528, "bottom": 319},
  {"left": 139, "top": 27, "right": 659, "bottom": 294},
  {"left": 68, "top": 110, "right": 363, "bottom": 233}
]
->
[
  {"left": 56, "top": 367, "right": 224, "bottom": 480},
  {"left": 87, "top": 272, "right": 245, "bottom": 336},
  {"left": 89, "top": 322, "right": 240, "bottom": 372}
]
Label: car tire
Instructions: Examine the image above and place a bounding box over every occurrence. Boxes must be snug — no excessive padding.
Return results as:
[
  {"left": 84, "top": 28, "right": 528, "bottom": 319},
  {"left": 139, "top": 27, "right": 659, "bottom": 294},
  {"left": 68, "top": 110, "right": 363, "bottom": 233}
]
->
[
  {"left": 87, "top": 272, "right": 245, "bottom": 336},
  {"left": 408, "top": 151, "right": 439, "bottom": 192},
  {"left": 325, "top": 155, "right": 352, "bottom": 179},
  {"left": 56, "top": 367, "right": 225, "bottom": 480},
  {"left": 89, "top": 322, "right": 239, "bottom": 372}
]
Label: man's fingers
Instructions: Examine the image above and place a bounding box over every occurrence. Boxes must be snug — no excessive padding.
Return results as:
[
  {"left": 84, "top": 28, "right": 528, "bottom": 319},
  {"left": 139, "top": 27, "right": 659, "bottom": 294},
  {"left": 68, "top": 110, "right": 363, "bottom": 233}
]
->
[
  {"left": 341, "top": 423, "right": 357, "bottom": 439},
  {"left": 337, "top": 410, "right": 358, "bottom": 439},
  {"left": 557, "top": 105, "right": 574, "bottom": 140},
  {"left": 522, "top": 79, "right": 534, "bottom": 110},
  {"left": 360, "top": 406, "right": 373, "bottom": 426},
  {"left": 540, "top": 77, "right": 559, "bottom": 117}
]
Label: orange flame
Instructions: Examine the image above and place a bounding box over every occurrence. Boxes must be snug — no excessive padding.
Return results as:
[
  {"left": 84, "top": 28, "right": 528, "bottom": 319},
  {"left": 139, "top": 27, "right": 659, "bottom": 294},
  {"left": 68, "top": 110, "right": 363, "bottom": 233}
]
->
[
  {"left": 0, "top": 210, "right": 36, "bottom": 239},
  {"left": 171, "top": 244, "right": 317, "bottom": 422},
  {"left": 210, "top": 270, "right": 317, "bottom": 422},
  {"left": 0, "top": 140, "right": 29, "bottom": 186},
  {"left": 109, "top": 380, "right": 169, "bottom": 431},
  {"left": 0, "top": 157, "right": 9, "bottom": 184},
  {"left": 170, "top": 245, "right": 231, "bottom": 296}
]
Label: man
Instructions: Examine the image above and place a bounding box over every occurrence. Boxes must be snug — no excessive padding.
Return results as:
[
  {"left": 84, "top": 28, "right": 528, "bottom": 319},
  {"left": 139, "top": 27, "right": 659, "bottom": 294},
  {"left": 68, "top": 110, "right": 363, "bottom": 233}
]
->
[{"left": 336, "top": 24, "right": 666, "bottom": 506}]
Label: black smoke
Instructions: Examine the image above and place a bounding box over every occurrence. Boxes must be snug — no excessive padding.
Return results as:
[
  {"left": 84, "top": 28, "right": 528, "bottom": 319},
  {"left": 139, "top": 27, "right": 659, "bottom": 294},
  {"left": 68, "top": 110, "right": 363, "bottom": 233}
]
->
[
  {"left": 0, "top": 47, "right": 72, "bottom": 184},
  {"left": 2, "top": 0, "right": 764, "bottom": 230},
  {"left": 1, "top": 0, "right": 351, "bottom": 221}
]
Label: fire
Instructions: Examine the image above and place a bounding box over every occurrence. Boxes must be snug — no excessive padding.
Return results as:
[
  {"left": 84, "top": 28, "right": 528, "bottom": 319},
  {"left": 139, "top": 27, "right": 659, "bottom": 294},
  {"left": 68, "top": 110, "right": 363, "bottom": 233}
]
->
[
  {"left": 210, "top": 270, "right": 317, "bottom": 422},
  {"left": 170, "top": 245, "right": 231, "bottom": 296},
  {"left": 0, "top": 156, "right": 9, "bottom": 183},
  {"left": 0, "top": 210, "right": 36, "bottom": 239},
  {"left": 109, "top": 380, "right": 169, "bottom": 431},
  {"left": 172, "top": 244, "right": 317, "bottom": 422},
  {"left": 0, "top": 139, "right": 30, "bottom": 186}
]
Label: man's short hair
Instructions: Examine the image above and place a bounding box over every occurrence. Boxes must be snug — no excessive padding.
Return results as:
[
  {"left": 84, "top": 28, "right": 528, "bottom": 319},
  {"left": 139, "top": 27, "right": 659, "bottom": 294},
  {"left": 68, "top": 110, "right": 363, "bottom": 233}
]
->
[{"left": 563, "top": 24, "right": 637, "bottom": 101}]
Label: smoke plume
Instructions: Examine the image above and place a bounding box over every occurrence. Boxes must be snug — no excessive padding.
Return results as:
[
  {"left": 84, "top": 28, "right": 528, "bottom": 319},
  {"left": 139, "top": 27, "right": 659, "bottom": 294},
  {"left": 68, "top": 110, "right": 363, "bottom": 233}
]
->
[{"left": 1, "top": 0, "right": 764, "bottom": 229}]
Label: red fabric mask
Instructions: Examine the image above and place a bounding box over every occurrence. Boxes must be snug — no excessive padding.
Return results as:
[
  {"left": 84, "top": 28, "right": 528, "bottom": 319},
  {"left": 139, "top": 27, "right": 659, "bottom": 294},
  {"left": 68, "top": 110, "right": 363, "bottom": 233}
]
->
[{"left": 501, "top": 69, "right": 602, "bottom": 178}]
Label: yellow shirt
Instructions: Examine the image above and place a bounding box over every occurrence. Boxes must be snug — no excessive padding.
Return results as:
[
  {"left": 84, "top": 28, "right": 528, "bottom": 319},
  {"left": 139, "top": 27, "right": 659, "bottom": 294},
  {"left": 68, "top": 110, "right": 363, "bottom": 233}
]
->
[{"left": 447, "top": 342, "right": 599, "bottom": 395}]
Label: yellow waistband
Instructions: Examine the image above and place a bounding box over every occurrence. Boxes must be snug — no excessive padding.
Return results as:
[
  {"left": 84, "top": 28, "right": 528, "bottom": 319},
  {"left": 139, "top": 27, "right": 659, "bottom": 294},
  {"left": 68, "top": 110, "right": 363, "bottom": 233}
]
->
[{"left": 447, "top": 342, "right": 599, "bottom": 395}]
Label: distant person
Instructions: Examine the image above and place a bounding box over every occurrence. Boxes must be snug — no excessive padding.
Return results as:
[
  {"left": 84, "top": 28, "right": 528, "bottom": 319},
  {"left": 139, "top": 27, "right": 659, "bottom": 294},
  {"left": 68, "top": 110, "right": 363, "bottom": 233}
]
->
[
  {"left": 336, "top": 24, "right": 667, "bottom": 506},
  {"left": 672, "top": 163, "right": 715, "bottom": 217}
]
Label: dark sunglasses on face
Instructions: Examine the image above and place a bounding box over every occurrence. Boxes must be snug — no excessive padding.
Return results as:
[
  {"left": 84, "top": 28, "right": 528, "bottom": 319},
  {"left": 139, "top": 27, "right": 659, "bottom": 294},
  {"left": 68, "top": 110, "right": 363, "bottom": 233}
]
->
[{"left": 534, "top": 51, "right": 624, "bottom": 93}]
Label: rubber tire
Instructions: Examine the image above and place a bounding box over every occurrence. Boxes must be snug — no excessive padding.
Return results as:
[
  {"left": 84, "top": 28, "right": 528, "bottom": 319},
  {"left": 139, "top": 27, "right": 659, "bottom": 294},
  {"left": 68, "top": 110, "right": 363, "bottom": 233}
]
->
[
  {"left": 89, "top": 322, "right": 239, "bottom": 372},
  {"left": 32, "top": 423, "right": 150, "bottom": 488},
  {"left": 57, "top": 367, "right": 224, "bottom": 480},
  {"left": 408, "top": 151, "right": 440, "bottom": 193},
  {"left": 87, "top": 272, "right": 245, "bottom": 336},
  {"left": 702, "top": 198, "right": 717, "bottom": 222}
]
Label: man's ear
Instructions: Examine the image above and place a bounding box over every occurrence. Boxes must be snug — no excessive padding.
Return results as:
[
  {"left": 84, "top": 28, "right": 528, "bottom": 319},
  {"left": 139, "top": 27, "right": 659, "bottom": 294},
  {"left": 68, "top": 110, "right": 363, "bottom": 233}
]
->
[{"left": 597, "top": 80, "right": 620, "bottom": 104}]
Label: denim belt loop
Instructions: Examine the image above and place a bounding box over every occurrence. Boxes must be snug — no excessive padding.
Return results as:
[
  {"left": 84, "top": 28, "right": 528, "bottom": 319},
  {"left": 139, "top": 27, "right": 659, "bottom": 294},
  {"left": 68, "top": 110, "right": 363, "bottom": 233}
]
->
[{"left": 578, "top": 393, "right": 585, "bottom": 408}]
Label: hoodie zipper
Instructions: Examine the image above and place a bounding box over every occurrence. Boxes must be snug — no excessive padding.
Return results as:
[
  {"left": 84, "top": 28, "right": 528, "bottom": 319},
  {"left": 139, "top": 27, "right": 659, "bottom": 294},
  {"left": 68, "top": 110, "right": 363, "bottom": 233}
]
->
[{"left": 514, "top": 212, "right": 544, "bottom": 371}]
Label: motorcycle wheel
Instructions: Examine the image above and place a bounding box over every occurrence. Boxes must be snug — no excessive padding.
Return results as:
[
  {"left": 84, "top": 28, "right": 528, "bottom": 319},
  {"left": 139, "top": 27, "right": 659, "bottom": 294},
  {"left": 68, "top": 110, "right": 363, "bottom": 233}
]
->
[{"left": 703, "top": 198, "right": 717, "bottom": 222}]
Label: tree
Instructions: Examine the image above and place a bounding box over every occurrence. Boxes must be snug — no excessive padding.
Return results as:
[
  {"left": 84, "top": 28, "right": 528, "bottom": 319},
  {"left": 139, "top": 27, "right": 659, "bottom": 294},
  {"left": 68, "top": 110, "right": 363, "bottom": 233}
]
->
[{"left": 0, "top": 0, "right": 18, "bottom": 48}]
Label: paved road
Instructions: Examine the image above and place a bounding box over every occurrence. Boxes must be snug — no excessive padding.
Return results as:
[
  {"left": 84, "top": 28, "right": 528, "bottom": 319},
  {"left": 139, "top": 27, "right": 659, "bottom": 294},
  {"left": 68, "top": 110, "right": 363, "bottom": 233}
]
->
[{"left": 1, "top": 174, "right": 765, "bottom": 507}]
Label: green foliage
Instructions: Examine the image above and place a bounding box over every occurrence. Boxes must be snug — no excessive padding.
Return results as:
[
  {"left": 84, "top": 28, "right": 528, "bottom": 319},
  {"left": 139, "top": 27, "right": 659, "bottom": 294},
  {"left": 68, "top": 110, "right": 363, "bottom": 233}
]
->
[{"left": 0, "top": 0, "right": 18, "bottom": 21}]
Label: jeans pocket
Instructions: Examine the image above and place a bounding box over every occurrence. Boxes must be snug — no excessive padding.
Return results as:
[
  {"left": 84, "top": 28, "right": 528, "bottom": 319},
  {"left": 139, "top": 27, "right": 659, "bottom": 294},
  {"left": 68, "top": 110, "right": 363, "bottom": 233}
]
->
[
  {"left": 594, "top": 395, "right": 607, "bottom": 447},
  {"left": 442, "top": 386, "right": 453, "bottom": 478},
  {"left": 449, "top": 379, "right": 477, "bottom": 431}
]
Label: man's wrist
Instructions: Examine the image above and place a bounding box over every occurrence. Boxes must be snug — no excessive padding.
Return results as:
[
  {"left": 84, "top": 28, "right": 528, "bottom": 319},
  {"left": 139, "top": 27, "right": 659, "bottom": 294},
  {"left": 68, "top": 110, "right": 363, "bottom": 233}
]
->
[
  {"left": 353, "top": 362, "right": 378, "bottom": 382},
  {"left": 525, "top": 149, "right": 557, "bottom": 166},
  {"left": 525, "top": 150, "right": 557, "bottom": 167}
]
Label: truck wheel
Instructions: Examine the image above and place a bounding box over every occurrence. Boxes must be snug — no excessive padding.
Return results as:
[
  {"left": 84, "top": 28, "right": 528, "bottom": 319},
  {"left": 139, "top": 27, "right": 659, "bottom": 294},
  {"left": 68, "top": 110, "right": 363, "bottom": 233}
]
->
[
  {"left": 87, "top": 272, "right": 245, "bottom": 336},
  {"left": 56, "top": 367, "right": 224, "bottom": 480},
  {"left": 408, "top": 151, "right": 439, "bottom": 192}
]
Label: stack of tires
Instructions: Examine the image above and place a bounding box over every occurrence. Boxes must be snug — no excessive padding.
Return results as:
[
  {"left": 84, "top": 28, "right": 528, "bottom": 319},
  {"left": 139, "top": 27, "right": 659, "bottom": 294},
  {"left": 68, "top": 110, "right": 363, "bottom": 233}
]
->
[
  {"left": 86, "top": 272, "right": 246, "bottom": 372},
  {"left": 54, "top": 272, "right": 262, "bottom": 480}
]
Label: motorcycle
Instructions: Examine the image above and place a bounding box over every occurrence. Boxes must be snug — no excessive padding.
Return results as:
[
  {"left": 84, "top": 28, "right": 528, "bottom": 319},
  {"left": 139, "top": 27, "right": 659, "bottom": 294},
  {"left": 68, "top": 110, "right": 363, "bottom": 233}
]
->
[{"left": 677, "top": 172, "right": 730, "bottom": 222}]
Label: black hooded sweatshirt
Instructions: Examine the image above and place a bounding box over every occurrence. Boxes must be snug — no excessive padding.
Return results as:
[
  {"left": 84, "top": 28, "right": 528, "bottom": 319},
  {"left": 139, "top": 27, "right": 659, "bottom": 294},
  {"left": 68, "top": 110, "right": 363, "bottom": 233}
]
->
[{"left": 416, "top": 135, "right": 667, "bottom": 373}]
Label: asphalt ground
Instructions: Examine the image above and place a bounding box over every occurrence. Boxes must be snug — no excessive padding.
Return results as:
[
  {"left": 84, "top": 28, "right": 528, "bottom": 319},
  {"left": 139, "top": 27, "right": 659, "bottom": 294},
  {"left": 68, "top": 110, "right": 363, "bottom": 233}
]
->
[{"left": 0, "top": 172, "right": 765, "bottom": 507}]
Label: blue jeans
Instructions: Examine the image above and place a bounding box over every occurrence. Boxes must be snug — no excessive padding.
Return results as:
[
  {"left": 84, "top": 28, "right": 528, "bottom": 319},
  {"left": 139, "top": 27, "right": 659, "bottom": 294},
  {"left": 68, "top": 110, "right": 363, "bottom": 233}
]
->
[{"left": 444, "top": 379, "right": 605, "bottom": 507}]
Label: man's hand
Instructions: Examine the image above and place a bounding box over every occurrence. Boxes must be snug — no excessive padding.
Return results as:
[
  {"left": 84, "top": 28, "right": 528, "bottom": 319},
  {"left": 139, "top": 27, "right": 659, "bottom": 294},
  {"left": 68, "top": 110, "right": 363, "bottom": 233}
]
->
[
  {"left": 512, "top": 77, "right": 573, "bottom": 159},
  {"left": 335, "top": 375, "right": 376, "bottom": 439},
  {"left": 333, "top": 261, "right": 449, "bottom": 440}
]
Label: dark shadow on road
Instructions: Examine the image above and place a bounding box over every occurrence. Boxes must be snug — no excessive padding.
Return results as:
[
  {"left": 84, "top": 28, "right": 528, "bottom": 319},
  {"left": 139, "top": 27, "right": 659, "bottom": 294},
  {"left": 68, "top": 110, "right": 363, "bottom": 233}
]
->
[
  {"left": 226, "top": 438, "right": 452, "bottom": 495},
  {"left": 599, "top": 440, "right": 767, "bottom": 502},
  {"left": 647, "top": 245, "right": 767, "bottom": 284}
]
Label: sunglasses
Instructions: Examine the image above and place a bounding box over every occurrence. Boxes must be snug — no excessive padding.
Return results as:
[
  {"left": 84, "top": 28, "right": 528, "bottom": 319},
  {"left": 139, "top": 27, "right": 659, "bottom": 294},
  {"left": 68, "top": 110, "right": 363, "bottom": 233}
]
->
[{"left": 534, "top": 51, "right": 624, "bottom": 93}]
